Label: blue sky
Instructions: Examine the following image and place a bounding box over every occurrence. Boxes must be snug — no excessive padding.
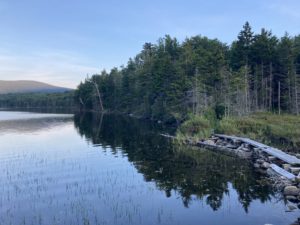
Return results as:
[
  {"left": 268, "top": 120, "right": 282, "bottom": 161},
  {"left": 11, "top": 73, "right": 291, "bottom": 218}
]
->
[{"left": 0, "top": 0, "right": 299, "bottom": 88}]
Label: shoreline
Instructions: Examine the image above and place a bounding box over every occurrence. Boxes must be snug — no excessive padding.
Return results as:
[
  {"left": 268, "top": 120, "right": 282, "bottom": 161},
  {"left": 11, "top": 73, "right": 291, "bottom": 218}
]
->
[{"left": 162, "top": 133, "right": 300, "bottom": 213}]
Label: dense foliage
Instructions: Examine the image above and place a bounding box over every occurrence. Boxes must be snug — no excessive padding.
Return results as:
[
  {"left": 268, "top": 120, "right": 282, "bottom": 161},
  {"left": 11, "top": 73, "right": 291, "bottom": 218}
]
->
[
  {"left": 0, "top": 92, "right": 75, "bottom": 109},
  {"left": 75, "top": 22, "right": 300, "bottom": 123}
]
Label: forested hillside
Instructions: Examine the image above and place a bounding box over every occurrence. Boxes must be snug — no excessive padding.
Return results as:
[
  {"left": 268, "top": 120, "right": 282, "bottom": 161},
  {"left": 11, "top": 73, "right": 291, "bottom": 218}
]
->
[
  {"left": 75, "top": 22, "right": 300, "bottom": 123},
  {"left": 0, "top": 80, "right": 71, "bottom": 94}
]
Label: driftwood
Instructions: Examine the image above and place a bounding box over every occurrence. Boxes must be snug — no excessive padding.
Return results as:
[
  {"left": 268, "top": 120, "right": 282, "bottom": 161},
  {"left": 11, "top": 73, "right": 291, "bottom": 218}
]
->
[{"left": 214, "top": 134, "right": 300, "bottom": 165}]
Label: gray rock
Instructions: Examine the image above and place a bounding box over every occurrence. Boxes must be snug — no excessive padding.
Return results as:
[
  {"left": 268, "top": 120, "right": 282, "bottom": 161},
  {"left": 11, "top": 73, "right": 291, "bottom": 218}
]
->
[
  {"left": 256, "top": 159, "right": 264, "bottom": 164},
  {"left": 243, "top": 143, "right": 250, "bottom": 148},
  {"left": 237, "top": 150, "right": 252, "bottom": 159},
  {"left": 284, "top": 186, "right": 300, "bottom": 196},
  {"left": 286, "top": 204, "right": 297, "bottom": 211},
  {"left": 283, "top": 164, "right": 291, "bottom": 171},
  {"left": 226, "top": 144, "right": 236, "bottom": 149},
  {"left": 268, "top": 156, "right": 276, "bottom": 161},
  {"left": 290, "top": 167, "right": 300, "bottom": 174},
  {"left": 296, "top": 153, "right": 300, "bottom": 159},
  {"left": 204, "top": 140, "right": 215, "bottom": 145},
  {"left": 254, "top": 163, "right": 260, "bottom": 169},
  {"left": 237, "top": 146, "right": 251, "bottom": 152},
  {"left": 286, "top": 195, "right": 298, "bottom": 201},
  {"left": 262, "top": 162, "right": 270, "bottom": 169}
]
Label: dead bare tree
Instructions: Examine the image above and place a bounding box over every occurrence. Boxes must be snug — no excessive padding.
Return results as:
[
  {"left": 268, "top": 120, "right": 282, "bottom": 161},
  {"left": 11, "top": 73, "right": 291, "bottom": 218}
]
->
[{"left": 87, "top": 79, "right": 104, "bottom": 112}]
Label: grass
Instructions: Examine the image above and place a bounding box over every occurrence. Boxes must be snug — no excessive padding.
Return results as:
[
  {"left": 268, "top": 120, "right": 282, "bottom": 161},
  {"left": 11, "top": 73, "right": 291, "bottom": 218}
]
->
[
  {"left": 176, "top": 114, "right": 213, "bottom": 141},
  {"left": 177, "top": 112, "right": 300, "bottom": 152}
]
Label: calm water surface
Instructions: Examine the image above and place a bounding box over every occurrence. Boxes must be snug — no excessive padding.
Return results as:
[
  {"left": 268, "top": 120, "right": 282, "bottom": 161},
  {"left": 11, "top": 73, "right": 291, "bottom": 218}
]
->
[{"left": 0, "top": 111, "right": 298, "bottom": 225}]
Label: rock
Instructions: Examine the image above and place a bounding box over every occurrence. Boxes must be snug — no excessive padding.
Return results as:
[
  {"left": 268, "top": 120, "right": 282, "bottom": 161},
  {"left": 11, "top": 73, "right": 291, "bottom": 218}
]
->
[
  {"left": 204, "top": 140, "right": 215, "bottom": 145},
  {"left": 286, "top": 195, "right": 298, "bottom": 202},
  {"left": 253, "top": 148, "right": 261, "bottom": 154},
  {"left": 296, "top": 153, "right": 300, "bottom": 159},
  {"left": 243, "top": 143, "right": 250, "bottom": 148},
  {"left": 238, "top": 147, "right": 251, "bottom": 152},
  {"left": 290, "top": 167, "right": 300, "bottom": 174},
  {"left": 284, "top": 186, "right": 300, "bottom": 196},
  {"left": 268, "top": 156, "right": 276, "bottom": 161},
  {"left": 295, "top": 176, "right": 300, "bottom": 183},
  {"left": 254, "top": 163, "right": 260, "bottom": 169},
  {"left": 237, "top": 150, "right": 252, "bottom": 159},
  {"left": 286, "top": 204, "right": 297, "bottom": 211},
  {"left": 256, "top": 159, "right": 264, "bottom": 164},
  {"left": 233, "top": 140, "right": 242, "bottom": 145},
  {"left": 226, "top": 144, "right": 236, "bottom": 149},
  {"left": 261, "top": 162, "right": 270, "bottom": 169},
  {"left": 283, "top": 164, "right": 291, "bottom": 171}
]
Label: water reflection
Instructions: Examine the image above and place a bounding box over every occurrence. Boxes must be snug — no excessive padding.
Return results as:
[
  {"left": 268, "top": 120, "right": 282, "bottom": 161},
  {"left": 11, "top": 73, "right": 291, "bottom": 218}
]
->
[
  {"left": 74, "top": 113, "right": 276, "bottom": 212},
  {"left": 0, "top": 111, "right": 298, "bottom": 225},
  {"left": 0, "top": 111, "right": 73, "bottom": 134}
]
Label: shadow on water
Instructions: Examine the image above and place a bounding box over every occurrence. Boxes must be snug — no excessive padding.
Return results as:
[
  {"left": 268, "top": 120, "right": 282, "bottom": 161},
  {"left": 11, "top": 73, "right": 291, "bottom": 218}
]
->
[{"left": 74, "top": 113, "right": 278, "bottom": 212}]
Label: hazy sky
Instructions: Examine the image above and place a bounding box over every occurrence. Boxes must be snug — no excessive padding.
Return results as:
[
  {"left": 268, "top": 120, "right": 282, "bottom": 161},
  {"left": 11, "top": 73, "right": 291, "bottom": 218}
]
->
[{"left": 0, "top": 0, "right": 299, "bottom": 88}]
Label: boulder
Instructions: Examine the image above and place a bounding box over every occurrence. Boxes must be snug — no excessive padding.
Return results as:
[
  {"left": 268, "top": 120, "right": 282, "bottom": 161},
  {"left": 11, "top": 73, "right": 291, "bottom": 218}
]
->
[{"left": 284, "top": 186, "right": 300, "bottom": 196}]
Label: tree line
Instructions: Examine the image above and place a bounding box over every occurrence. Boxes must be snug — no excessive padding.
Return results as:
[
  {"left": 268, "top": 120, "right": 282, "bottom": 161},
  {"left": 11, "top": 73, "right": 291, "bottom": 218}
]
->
[
  {"left": 75, "top": 22, "right": 300, "bottom": 123},
  {"left": 0, "top": 92, "right": 75, "bottom": 109}
]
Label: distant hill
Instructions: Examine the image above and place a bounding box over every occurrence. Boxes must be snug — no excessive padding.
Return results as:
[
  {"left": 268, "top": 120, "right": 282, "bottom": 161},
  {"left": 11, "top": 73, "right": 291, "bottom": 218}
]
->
[{"left": 0, "top": 80, "right": 72, "bottom": 94}]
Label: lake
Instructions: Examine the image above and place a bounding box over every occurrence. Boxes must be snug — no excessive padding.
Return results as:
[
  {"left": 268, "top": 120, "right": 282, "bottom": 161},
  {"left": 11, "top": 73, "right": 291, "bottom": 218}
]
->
[{"left": 0, "top": 111, "right": 298, "bottom": 225}]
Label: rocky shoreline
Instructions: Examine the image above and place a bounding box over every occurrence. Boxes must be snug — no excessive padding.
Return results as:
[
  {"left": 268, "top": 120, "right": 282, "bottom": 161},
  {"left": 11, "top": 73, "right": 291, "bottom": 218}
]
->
[
  {"left": 163, "top": 133, "right": 300, "bottom": 217},
  {"left": 203, "top": 135, "right": 300, "bottom": 209}
]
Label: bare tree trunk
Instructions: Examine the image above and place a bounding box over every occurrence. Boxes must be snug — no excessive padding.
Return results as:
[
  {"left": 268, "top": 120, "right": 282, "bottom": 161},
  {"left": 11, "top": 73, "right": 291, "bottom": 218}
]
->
[
  {"left": 255, "top": 64, "right": 259, "bottom": 111},
  {"left": 265, "top": 78, "right": 268, "bottom": 110},
  {"left": 261, "top": 62, "right": 264, "bottom": 110},
  {"left": 195, "top": 70, "right": 199, "bottom": 115},
  {"left": 244, "top": 65, "right": 248, "bottom": 113},
  {"left": 89, "top": 79, "right": 104, "bottom": 112},
  {"left": 288, "top": 73, "right": 292, "bottom": 112},
  {"left": 278, "top": 81, "right": 281, "bottom": 115},
  {"left": 79, "top": 97, "right": 85, "bottom": 107},
  {"left": 295, "top": 72, "right": 299, "bottom": 115},
  {"left": 269, "top": 62, "right": 273, "bottom": 110},
  {"left": 92, "top": 81, "right": 104, "bottom": 111}
]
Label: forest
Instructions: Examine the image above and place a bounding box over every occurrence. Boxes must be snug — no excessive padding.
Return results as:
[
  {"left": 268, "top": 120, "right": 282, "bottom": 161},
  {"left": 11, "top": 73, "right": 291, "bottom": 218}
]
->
[
  {"left": 74, "top": 22, "right": 300, "bottom": 124},
  {"left": 0, "top": 92, "right": 75, "bottom": 109}
]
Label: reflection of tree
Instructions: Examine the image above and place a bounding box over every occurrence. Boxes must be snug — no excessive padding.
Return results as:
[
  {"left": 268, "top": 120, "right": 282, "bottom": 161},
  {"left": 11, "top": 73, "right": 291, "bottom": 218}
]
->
[
  {"left": 0, "top": 117, "right": 73, "bottom": 134},
  {"left": 74, "top": 113, "right": 277, "bottom": 212}
]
